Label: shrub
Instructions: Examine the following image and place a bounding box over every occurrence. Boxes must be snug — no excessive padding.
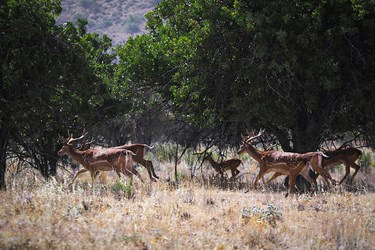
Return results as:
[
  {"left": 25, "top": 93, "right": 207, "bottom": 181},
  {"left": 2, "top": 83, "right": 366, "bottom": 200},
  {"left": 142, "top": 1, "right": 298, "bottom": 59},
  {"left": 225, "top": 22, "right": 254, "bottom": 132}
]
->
[
  {"left": 242, "top": 203, "right": 282, "bottom": 227},
  {"left": 359, "top": 150, "right": 374, "bottom": 173},
  {"left": 154, "top": 142, "right": 177, "bottom": 162},
  {"left": 111, "top": 180, "right": 133, "bottom": 199}
]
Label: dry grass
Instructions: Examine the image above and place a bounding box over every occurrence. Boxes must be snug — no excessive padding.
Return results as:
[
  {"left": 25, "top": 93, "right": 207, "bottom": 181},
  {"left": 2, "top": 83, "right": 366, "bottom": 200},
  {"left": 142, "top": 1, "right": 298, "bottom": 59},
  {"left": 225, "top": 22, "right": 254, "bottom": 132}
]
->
[{"left": 1, "top": 161, "right": 375, "bottom": 249}]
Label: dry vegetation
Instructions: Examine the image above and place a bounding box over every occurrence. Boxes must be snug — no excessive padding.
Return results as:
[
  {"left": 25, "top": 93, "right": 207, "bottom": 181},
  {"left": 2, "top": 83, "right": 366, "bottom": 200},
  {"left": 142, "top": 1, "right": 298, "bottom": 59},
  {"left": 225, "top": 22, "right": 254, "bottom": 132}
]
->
[
  {"left": 56, "top": 0, "right": 157, "bottom": 44},
  {"left": 1, "top": 153, "right": 375, "bottom": 249}
]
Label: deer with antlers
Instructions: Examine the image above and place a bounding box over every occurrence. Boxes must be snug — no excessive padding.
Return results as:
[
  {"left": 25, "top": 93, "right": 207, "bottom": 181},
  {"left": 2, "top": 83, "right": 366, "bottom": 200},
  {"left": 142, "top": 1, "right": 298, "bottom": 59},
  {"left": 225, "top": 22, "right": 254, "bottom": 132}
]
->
[
  {"left": 264, "top": 146, "right": 362, "bottom": 186},
  {"left": 76, "top": 134, "right": 158, "bottom": 182},
  {"left": 238, "top": 129, "right": 335, "bottom": 195},
  {"left": 58, "top": 131, "right": 144, "bottom": 188},
  {"left": 203, "top": 153, "right": 242, "bottom": 180}
]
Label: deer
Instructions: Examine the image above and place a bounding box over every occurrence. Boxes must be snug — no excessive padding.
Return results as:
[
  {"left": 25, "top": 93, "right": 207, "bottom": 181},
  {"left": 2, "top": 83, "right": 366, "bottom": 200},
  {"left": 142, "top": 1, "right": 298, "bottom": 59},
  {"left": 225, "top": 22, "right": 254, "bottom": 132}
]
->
[
  {"left": 322, "top": 146, "right": 362, "bottom": 184},
  {"left": 76, "top": 135, "right": 158, "bottom": 182},
  {"left": 114, "top": 143, "right": 158, "bottom": 181},
  {"left": 263, "top": 146, "right": 362, "bottom": 186},
  {"left": 203, "top": 153, "right": 242, "bottom": 180},
  {"left": 237, "top": 129, "right": 335, "bottom": 195},
  {"left": 58, "top": 131, "right": 144, "bottom": 188}
]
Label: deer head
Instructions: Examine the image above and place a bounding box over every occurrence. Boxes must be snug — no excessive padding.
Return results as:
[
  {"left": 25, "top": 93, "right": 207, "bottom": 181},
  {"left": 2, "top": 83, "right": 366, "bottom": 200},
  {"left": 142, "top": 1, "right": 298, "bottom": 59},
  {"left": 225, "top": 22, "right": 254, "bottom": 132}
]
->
[{"left": 58, "top": 129, "right": 88, "bottom": 156}]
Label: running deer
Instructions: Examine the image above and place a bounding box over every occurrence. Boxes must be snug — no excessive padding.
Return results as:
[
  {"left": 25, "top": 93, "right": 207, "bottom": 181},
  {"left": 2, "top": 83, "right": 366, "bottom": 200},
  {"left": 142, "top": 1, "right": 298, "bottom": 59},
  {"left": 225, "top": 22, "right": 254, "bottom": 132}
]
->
[{"left": 58, "top": 131, "right": 144, "bottom": 188}]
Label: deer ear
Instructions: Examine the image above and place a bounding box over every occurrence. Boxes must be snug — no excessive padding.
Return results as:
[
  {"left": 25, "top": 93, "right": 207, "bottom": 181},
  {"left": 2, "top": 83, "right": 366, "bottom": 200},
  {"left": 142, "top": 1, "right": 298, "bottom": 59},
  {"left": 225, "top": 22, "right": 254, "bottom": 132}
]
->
[{"left": 58, "top": 134, "right": 69, "bottom": 144}]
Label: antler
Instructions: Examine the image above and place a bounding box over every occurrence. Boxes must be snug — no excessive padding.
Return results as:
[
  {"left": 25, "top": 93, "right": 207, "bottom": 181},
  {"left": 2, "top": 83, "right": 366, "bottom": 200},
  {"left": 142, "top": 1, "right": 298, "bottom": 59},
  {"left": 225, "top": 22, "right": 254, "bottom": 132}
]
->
[
  {"left": 58, "top": 132, "right": 70, "bottom": 144},
  {"left": 80, "top": 137, "right": 95, "bottom": 150},
  {"left": 246, "top": 129, "right": 265, "bottom": 143},
  {"left": 66, "top": 129, "right": 88, "bottom": 145}
]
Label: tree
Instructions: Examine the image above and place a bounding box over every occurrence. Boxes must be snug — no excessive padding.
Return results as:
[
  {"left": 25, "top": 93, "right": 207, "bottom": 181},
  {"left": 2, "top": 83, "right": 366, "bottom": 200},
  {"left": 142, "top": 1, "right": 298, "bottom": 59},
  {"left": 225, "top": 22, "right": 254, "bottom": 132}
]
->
[
  {"left": 118, "top": 0, "right": 375, "bottom": 151},
  {"left": 115, "top": 0, "right": 375, "bottom": 190},
  {"left": 0, "top": 0, "right": 115, "bottom": 189}
]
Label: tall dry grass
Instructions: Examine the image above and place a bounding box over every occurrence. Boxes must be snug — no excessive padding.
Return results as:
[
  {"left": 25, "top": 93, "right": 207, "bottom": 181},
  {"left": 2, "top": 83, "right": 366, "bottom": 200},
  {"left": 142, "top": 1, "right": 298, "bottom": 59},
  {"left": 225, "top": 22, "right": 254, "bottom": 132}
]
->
[{"left": 1, "top": 158, "right": 375, "bottom": 249}]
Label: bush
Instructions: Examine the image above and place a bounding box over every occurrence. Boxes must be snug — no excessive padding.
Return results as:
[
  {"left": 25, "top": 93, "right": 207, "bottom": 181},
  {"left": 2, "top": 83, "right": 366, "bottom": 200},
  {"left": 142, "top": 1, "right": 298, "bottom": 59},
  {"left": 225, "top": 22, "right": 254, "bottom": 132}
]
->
[
  {"left": 242, "top": 203, "right": 282, "bottom": 227},
  {"left": 111, "top": 180, "right": 133, "bottom": 199},
  {"left": 359, "top": 151, "right": 374, "bottom": 172},
  {"left": 154, "top": 142, "right": 177, "bottom": 162}
]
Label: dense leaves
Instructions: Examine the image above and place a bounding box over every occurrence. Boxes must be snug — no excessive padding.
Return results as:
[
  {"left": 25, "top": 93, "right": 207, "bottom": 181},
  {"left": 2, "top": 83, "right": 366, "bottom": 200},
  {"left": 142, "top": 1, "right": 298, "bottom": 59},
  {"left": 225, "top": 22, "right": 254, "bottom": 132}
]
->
[
  {"left": 117, "top": 0, "right": 375, "bottom": 151},
  {"left": 0, "top": 0, "right": 115, "bottom": 188}
]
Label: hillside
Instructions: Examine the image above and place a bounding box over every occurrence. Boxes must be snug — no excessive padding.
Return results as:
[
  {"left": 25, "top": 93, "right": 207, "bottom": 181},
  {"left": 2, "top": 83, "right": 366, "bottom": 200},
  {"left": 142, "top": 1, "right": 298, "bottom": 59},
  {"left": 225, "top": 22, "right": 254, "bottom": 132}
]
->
[{"left": 56, "top": 0, "right": 160, "bottom": 45}]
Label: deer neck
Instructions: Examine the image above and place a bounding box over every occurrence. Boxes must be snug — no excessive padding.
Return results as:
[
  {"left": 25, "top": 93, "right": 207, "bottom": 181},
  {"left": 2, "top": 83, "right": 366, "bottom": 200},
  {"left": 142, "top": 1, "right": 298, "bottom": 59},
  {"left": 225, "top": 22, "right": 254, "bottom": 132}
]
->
[
  {"left": 66, "top": 146, "right": 86, "bottom": 165},
  {"left": 244, "top": 143, "right": 264, "bottom": 163},
  {"left": 207, "top": 157, "right": 219, "bottom": 168}
]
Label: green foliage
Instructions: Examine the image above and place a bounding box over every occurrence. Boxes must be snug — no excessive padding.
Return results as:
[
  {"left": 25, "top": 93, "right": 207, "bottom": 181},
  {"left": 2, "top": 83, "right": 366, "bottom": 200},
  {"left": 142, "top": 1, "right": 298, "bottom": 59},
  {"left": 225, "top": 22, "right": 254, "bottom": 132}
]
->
[
  {"left": 183, "top": 148, "right": 200, "bottom": 167},
  {"left": 111, "top": 180, "right": 134, "bottom": 199},
  {"left": 153, "top": 142, "right": 178, "bottom": 162},
  {"left": 359, "top": 151, "right": 375, "bottom": 171},
  {"left": 116, "top": 0, "right": 375, "bottom": 151},
  {"left": 0, "top": 0, "right": 117, "bottom": 187}
]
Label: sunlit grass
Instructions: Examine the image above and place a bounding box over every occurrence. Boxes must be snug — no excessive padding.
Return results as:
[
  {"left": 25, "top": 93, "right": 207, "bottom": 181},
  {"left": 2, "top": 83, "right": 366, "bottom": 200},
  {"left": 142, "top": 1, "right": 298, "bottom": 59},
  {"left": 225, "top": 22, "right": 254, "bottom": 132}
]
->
[{"left": 1, "top": 158, "right": 374, "bottom": 249}]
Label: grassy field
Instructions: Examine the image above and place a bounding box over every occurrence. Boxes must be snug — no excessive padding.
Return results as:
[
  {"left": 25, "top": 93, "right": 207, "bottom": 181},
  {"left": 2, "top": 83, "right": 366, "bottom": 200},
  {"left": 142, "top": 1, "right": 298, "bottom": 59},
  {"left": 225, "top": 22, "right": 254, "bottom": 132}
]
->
[{"left": 1, "top": 159, "right": 375, "bottom": 249}]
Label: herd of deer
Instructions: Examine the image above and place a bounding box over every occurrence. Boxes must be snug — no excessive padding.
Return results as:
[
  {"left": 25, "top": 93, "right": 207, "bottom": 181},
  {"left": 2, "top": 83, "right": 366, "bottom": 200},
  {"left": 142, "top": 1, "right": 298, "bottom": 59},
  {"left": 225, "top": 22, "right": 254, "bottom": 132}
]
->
[{"left": 58, "top": 129, "right": 362, "bottom": 195}]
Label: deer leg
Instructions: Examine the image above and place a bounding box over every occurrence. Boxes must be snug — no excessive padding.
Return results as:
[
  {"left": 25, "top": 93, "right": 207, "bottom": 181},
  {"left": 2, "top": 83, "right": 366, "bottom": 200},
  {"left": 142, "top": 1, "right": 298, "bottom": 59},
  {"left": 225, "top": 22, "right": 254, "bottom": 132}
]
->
[
  {"left": 90, "top": 170, "right": 96, "bottom": 189},
  {"left": 250, "top": 173, "right": 262, "bottom": 190},
  {"left": 133, "top": 169, "right": 144, "bottom": 183},
  {"left": 138, "top": 159, "right": 157, "bottom": 181},
  {"left": 234, "top": 169, "right": 240, "bottom": 178},
  {"left": 116, "top": 171, "right": 122, "bottom": 179},
  {"left": 69, "top": 168, "right": 89, "bottom": 185},
  {"left": 300, "top": 173, "right": 317, "bottom": 191},
  {"left": 245, "top": 166, "right": 267, "bottom": 193},
  {"left": 300, "top": 163, "right": 317, "bottom": 190},
  {"left": 314, "top": 168, "right": 332, "bottom": 189},
  {"left": 254, "top": 168, "right": 267, "bottom": 187},
  {"left": 310, "top": 157, "right": 333, "bottom": 188},
  {"left": 231, "top": 169, "right": 240, "bottom": 181},
  {"left": 288, "top": 173, "right": 298, "bottom": 195},
  {"left": 121, "top": 158, "right": 144, "bottom": 183},
  {"left": 265, "top": 172, "right": 284, "bottom": 185},
  {"left": 320, "top": 168, "right": 334, "bottom": 188},
  {"left": 230, "top": 169, "right": 235, "bottom": 180},
  {"left": 349, "top": 162, "right": 360, "bottom": 184},
  {"left": 94, "top": 170, "right": 101, "bottom": 179},
  {"left": 339, "top": 162, "right": 360, "bottom": 185},
  {"left": 147, "top": 160, "right": 159, "bottom": 179},
  {"left": 230, "top": 168, "right": 240, "bottom": 180},
  {"left": 338, "top": 163, "right": 351, "bottom": 185}
]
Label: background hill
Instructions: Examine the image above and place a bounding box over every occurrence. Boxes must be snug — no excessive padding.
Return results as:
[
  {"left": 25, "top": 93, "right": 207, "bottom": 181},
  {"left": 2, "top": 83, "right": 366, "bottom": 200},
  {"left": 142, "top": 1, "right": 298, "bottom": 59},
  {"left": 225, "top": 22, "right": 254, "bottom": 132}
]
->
[{"left": 56, "top": 0, "right": 160, "bottom": 45}]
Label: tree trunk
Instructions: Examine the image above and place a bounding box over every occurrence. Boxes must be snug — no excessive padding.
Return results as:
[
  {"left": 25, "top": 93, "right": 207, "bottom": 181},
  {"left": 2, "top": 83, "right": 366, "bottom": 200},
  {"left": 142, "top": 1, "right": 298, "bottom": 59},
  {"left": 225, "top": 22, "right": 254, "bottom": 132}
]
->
[
  {"left": 41, "top": 142, "right": 60, "bottom": 179},
  {"left": 47, "top": 147, "right": 59, "bottom": 176},
  {"left": 174, "top": 143, "right": 179, "bottom": 183},
  {"left": 0, "top": 113, "right": 11, "bottom": 190},
  {"left": 284, "top": 112, "right": 322, "bottom": 192}
]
